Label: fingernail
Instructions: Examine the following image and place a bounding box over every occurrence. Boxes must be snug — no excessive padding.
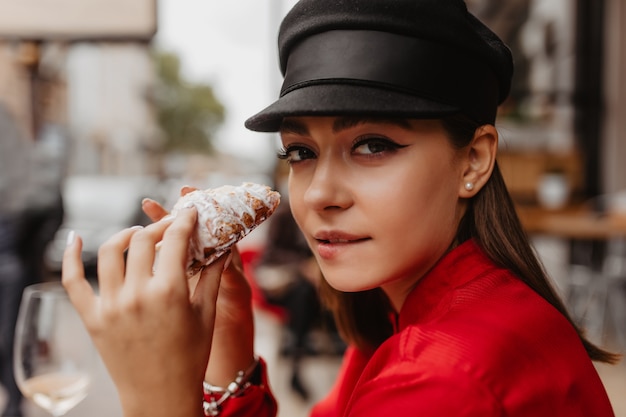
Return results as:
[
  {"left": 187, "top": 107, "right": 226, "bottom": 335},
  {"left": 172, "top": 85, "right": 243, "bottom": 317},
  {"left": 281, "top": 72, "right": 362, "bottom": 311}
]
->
[
  {"left": 130, "top": 225, "right": 144, "bottom": 231},
  {"left": 160, "top": 214, "right": 175, "bottom": 222},
  {"left": 66, "top": 230, "right": 75, "bottom": 247},
  {"left": 183, "top": 201, "right": 195, "bottom": 209},
  {"left": 141, "top": 198, "right": 153, "bottom": 206}
]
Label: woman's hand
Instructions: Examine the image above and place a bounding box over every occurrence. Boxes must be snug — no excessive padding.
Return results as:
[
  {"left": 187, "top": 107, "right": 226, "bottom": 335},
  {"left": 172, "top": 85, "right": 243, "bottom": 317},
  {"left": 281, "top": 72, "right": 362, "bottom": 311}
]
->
[
  {"left": 62, "top": 206, "right": 229, "bottom": 417},
  {"left": 143, "top": 191, "right": 256, "bottom": 386}
]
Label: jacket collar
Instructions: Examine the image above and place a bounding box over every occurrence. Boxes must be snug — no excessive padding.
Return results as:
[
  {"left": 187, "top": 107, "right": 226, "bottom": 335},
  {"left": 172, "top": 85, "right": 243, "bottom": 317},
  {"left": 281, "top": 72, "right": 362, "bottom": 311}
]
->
[{"left": 398, "top": 239, "right": 498, "bottom": 331}]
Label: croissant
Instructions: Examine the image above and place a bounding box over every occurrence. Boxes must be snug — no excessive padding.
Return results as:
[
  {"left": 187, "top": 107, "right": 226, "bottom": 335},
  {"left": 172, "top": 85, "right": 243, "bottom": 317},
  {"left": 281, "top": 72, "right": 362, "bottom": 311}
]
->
[{"left": 170, "top": 182, "right": 281, "bottom": 276}]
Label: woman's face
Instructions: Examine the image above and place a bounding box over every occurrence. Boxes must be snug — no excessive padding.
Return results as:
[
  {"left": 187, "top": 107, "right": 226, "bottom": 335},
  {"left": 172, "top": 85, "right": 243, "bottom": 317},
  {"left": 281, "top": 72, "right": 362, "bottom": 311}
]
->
[{"left": 280, "top": 116, "right": 469, "bottom": 309}]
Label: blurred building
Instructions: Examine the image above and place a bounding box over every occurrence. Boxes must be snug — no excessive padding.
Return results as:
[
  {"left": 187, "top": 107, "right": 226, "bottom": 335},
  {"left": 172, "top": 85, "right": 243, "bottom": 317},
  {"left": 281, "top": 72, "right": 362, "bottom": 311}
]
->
[
  {"left": 0, "top": 42, "right": 35, "bottom": 139},
  {"left": 0, "top": 0, "right": 162, "bottom": 178},
  {"left": 0, "top": 0, "right": 624, "bottom": 194},
  {"left": 603, "top": 0, "right": 626, "bottom": 195},
  {"left": 65, "top": 42, "right": 160, "bottom": 176},
  {"left": 467, "top": 0, "right": 626, "bottom": 206}
]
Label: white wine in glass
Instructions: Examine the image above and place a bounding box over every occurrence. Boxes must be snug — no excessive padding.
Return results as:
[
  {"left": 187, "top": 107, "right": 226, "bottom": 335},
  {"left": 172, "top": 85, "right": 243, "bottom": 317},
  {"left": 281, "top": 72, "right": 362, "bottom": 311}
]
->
[{"left": 13, "top": 282, "right": 96, "bottom": 417}]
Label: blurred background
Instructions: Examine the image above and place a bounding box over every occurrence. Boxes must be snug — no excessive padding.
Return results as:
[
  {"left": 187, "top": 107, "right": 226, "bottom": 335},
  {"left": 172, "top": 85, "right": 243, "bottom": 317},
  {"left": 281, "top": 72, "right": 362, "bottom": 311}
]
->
[{"left": 1, "top": 0, "right": 625, "bottom": 416}]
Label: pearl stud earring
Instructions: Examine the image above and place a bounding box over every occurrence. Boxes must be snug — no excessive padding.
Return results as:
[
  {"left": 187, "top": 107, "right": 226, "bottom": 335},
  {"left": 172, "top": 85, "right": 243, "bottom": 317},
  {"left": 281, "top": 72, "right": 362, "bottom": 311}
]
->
[{"left": 464, "top": 182, "right": 474, "bottom": 191}]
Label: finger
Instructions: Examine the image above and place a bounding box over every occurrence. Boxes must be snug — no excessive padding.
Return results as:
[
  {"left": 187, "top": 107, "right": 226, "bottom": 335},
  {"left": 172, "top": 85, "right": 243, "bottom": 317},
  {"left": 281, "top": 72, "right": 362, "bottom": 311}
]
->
[
  {"left": 155, "top": 206, "right": 197, "bottom": 286},
  {"left": 180, "top": 185, "right": 198, "bottom": 196},
  {"left": 97, "top": 226, "right": 143, "bottom": 297},
  {"left": 191, "top": 254, "right": 229, "bottom": 328},
  {"left": 142, "top": 198, "right": 169, "bottom": 222},
  {"left": 125, "top": 220, "right": 172, "bottom": 283},
  {"left": 62, "top": 231, "right": 95, "bottom": 317},
  {"left": 229, "top": 245, "right": 243, "bottom": 271}
]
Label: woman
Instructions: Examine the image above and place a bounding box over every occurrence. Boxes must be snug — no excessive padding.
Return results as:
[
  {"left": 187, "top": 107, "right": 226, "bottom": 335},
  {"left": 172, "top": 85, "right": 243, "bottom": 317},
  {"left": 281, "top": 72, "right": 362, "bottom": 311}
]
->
[{"left": 62, "top": 0, "right": 618, "bottom": 416}]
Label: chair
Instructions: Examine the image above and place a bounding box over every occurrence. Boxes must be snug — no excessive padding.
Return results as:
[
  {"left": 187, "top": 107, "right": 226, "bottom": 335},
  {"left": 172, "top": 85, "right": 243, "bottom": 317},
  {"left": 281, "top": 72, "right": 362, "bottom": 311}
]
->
[{"left": 566, "top": 191, "right": 626, "bottom": 348}]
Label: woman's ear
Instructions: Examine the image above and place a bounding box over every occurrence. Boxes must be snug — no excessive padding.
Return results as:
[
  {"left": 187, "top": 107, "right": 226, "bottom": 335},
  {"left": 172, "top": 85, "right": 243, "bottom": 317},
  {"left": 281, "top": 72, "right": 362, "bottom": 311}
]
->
[{"left": 459, "top": 124, "right": 498, "bottom": 197}]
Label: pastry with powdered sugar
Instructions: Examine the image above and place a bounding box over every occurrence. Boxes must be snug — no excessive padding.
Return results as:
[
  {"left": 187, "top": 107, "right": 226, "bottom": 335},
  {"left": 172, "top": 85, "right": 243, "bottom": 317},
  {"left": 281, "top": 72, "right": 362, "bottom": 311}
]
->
[{"left": 170, "top": 182, "right": 281, "bottom": 276}]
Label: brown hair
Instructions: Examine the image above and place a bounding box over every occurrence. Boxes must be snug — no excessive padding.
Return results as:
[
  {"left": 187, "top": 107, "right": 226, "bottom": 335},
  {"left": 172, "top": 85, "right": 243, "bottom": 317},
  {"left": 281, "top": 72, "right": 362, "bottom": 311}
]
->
[{"left": 319, "top": 114, "right": 620, "bottom": 363}]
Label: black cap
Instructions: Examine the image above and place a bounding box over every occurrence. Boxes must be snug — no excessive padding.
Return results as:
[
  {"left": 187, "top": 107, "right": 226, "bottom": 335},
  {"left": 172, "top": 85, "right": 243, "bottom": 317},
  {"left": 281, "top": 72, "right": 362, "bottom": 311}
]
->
[{"left": 245, "top": 0, "right": 513, "bottom": 132}]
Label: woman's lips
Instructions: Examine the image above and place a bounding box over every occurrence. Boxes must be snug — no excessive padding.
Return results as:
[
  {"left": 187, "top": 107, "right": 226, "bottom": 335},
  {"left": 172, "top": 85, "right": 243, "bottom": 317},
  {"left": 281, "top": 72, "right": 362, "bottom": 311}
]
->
[{"left": 313, "top": 231, "right": 370, "bottom": 259}]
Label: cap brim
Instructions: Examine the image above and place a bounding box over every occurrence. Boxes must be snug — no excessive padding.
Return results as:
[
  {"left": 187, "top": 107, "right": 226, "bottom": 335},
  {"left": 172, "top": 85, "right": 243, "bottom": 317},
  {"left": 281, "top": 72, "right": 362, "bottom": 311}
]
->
[{"left": 244, "top": 84, "right": 460, "bottom": 132}]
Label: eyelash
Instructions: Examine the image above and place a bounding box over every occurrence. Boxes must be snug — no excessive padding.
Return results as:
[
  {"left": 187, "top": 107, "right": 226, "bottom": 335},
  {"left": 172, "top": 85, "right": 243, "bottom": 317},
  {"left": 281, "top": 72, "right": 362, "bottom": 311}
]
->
[
  {"left": 351, "top": 136, "right": 407, "bottom": 156},
  {"left": 277, "top": 136, "right": 406, "bottom": 163},
  {"left": 276, "top": 145, "right": 315, "bottom": 163}
]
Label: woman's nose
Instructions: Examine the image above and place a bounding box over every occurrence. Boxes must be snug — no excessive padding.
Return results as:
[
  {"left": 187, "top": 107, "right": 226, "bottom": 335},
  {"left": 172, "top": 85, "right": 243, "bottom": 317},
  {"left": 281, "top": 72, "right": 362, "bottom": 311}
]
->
[{"left": 303, "top": 157, "right": 352, "bottom": 212}]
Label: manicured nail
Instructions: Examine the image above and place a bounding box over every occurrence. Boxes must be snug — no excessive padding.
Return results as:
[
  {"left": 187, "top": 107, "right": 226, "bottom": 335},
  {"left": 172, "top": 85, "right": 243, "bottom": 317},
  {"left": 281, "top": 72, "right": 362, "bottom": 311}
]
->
[
  {"left": 141, "top": 198, "right": 153, "bottom": 206},
  {"left": 66, "top": 230, "right": 75, "bottom": 247}
]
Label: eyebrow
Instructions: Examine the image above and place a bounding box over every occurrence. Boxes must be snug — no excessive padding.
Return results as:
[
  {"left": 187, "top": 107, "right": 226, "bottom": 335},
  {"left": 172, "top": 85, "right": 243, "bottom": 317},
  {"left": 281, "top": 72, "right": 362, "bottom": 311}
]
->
[
  {"left": 280, "top": 117, "right": 413, "bottom": 135},
  {"left": 333, "top": 116, "right": 413, "bottom": 132},
  {"left": 279, "top": 118, "right": 309, "bottom": 135}
]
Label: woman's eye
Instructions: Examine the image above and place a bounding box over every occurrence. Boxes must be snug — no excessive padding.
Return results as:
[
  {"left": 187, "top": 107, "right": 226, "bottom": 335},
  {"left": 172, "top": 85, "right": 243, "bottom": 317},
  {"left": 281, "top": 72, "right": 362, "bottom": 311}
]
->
[
  {"left": 352, "top": 137, "right": 404, "bottom": 155},
  {"left": 277, "top": 145, "right": 316, "bottom": 163}
]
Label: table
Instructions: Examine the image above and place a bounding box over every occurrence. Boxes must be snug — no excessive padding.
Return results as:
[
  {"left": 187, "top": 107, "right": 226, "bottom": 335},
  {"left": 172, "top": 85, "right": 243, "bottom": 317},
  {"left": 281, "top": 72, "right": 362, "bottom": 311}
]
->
[{"left": 516, "top": 205, "right": 626, "bottom": 240}]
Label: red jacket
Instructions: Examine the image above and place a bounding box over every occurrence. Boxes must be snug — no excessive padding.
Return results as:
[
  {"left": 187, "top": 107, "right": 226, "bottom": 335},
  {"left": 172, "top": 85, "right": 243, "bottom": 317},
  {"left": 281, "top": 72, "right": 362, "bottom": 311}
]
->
[{"left": 209, "top": 240, "right": 615, "bottom": 417}]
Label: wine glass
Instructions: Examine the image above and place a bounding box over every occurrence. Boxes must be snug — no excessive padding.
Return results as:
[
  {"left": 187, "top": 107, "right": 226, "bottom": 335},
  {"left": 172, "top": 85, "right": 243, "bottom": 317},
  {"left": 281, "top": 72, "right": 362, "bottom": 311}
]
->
[{"left": 13, "top": 281, "right": 96, "bottom": 417}]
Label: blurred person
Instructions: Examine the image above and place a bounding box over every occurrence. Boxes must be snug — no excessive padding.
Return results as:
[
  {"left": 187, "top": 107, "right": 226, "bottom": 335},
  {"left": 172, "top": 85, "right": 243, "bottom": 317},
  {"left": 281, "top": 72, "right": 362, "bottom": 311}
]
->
[
  {"left": 1, "top": 72, "right": 67, "bottom": 417},
  {"left": 0, "top": 104, "right": 30, "bottom": 417},
  {"left": 17, "top": 74, "right": 68, "bottom": 286},
  {"left": 17, "top": 124, "right": 67, "bottom": 286},
  {"left": 254, "top": 192, "right": 321, "bottom": 401},
  {"left": 61, "top": 1, "right": 619, "bottom": 417}
]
